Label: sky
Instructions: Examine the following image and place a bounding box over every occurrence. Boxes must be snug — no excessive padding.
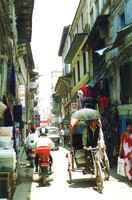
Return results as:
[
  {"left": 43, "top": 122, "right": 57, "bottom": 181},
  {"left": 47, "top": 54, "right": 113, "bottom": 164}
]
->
[{"left": 31, "top": 0, "right": 80, "bottom": 106}]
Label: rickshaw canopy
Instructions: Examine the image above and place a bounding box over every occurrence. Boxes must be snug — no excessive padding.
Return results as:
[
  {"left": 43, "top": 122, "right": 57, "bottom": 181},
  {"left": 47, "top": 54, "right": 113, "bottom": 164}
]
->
[{"left": 71, "top": 108, "right": 100, "bottom": 121}]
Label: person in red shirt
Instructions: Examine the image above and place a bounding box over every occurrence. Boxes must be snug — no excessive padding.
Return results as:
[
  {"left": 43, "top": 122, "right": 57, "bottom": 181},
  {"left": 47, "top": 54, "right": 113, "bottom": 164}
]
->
[{"left": 119, "top": 124, "right": 132, "bottom": 181}]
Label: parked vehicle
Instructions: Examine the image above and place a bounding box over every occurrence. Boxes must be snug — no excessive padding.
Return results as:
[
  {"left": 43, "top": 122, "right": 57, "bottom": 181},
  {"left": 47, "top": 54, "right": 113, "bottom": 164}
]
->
[
  {"left": 37, "top": 146, "right": 52, "bottom": 186},
  {"left": 46, "top": 126, "right": 60, "bottom": 150}
]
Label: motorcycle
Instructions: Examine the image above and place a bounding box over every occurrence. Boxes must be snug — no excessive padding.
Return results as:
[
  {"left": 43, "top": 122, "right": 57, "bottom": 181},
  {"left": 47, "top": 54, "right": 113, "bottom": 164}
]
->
[{"left": 37, "top": 146, "right": 52, "bottom": 186}]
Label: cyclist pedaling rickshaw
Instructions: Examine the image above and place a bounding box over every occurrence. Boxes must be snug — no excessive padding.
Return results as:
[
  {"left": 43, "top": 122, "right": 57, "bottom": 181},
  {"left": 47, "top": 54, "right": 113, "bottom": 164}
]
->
[
  {"left": 67, "top": 108, "right": 110, "bottom": 193},
  {"left": 82, "top": 119, "right": 105, "bottom": 174}
]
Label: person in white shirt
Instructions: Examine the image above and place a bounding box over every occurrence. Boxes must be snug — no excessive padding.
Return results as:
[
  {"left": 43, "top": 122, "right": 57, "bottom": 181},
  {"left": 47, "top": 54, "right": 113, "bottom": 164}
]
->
[
  {"left": 25, "top": 132, "right": 38, "bottom": 149},
  {"left": 25, "top": 128, "right": 38, "bottom": 159},
  {"left": 37, "top": 133, "right": 55, "bottom": 149}
]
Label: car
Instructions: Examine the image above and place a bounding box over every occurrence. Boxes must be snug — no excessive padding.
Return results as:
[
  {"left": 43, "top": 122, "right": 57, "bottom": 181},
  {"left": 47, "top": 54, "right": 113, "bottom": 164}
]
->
[{"left": 46, "top": 126, "right": 60, "bottom": 150}]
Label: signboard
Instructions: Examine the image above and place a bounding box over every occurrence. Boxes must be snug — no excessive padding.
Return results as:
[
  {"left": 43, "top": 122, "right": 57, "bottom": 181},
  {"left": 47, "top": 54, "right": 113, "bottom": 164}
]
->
[
  {"left": 18, "top": 85, "right": 25, "bottom": 107},
  {"left": 71, "top": 103, "right": 78, "bottom": 114},
  {"left": 40, "top": 120, "right": 52, "bottom": 124}
]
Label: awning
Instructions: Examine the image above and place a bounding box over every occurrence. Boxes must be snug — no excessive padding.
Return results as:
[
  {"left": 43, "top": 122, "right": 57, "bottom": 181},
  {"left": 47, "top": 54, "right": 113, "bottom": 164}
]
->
[
  {"left": 55, "top": 76, "right": 71, "bottom": 97},
  {"left": 88, "top": 76, "right": 107, "bottom": 87},
  {"left": 64, "top": 33, "right": 87, "bottom": 63},
  {"left": 95, "top": 23, "right": 132, "bottom": 55}
]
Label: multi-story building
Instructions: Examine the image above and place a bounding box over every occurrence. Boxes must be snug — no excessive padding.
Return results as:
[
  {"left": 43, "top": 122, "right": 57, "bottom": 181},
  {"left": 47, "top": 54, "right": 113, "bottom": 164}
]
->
[
  {"left": 0, "top": 0, "right": 38, "bottom": 148},
  {"left": 56, "top": 0, "right": 89, "bottom": 125},
  {"left": 55, "top": 0, "right": 132, "bottom": 154},
  {"left": 108, "top": 0, "right": 132, "bottom": 133}
]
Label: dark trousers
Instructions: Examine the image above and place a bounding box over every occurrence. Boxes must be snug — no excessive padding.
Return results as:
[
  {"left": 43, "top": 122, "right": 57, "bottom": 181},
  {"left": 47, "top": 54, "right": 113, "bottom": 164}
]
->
[{"left": 85, "top": 150, "right": 93, "bottom": 170}]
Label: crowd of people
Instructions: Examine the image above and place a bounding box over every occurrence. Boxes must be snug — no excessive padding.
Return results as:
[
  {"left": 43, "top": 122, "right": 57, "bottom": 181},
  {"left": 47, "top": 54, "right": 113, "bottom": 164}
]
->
[{"left": 60, "top": 125, "right": 70, "bottom": 146}]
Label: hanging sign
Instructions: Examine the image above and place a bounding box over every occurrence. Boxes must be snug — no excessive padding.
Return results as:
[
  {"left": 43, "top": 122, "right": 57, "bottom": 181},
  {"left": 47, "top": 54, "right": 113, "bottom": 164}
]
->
[
  {"left": 18, "top": 85, "right": 25, "bottom": 107},
  {"left": 71, "top": 103, "right": 78, "bottom": 114}
]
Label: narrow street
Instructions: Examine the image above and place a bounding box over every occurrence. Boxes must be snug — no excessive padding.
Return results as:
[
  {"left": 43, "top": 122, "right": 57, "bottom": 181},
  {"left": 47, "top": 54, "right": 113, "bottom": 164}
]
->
[{"left": 13, "top": 146, "right": 132, "bottom": 200}]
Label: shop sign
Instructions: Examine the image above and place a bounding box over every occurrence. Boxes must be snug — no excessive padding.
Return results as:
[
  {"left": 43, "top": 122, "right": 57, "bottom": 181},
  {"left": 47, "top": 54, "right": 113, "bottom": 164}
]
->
[
  {"left": 18, "top": 85, "right": 25, "bottom": 107},
  {"left": 71, "top": 103, "right": 78, "bottom": 114}
]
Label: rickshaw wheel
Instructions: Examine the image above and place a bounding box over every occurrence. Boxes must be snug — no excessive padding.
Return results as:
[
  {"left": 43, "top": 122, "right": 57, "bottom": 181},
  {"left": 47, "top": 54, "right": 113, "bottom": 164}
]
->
[
  {"left": 95, "top": 160, "right": 103, "bottom": 193},
  {"left": 103, "top": 154, "right": 110, "bottom": 180},
  {"left": 68, "top": 154, "right": 72, "bottom": 184},
  {"left": 68, "top": 165, "right": 72, "bottom": 184}
]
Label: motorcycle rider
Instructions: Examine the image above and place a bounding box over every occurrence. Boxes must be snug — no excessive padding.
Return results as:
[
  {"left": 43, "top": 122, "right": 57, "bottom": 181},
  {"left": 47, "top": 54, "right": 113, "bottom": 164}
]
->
[
  {"left": 25, "top": 127, "right": 38, "bottom": 160},
  {"left": 35, "top": 127, "right": 55, "bottom": 172}
]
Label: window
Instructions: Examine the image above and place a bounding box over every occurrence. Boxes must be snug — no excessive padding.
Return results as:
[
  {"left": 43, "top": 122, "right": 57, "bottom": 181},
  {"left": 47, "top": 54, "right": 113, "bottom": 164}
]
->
[
  {"left": 90, "top": 0, "right": 92, "bottom": 7},
  {"left": 73, "top": 68, "right": 76, "bottom": 86},
  {"left": 95, "top": 0, "right": 99, "bottom": 16},
  {"left": 92, "top": 38, "right": 105, "bottom": 75},
  {"left": 77, "top": 61, "right": 80, "bottom": 82},
  {"left": 120, "top": 12, "right": 125, "bottom": 27},
  {"left": 120, "top": 62, "right": 132, "bottom": 104},
  {"left": 83, "top": 52, "right": 86, "bottom": 75},
  {"left": 90, "top": 8, "right": 94, "bottom": 27},
  {"left": 81, "top": 13, "right": 83, "bottom": 31},
  {"left": 118, "top": 6, "right": 125, "bottom": 28},
  {"left": 76, "top": 24, "right": 78, "bottom": 34}
]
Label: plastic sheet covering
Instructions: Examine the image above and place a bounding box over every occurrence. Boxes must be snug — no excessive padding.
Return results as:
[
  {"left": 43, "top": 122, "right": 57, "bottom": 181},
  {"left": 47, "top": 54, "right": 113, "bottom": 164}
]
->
[
  {"left": 0, "top": 149, "right": 16, "bottom": 173},
  {"left": 76, "top": 157, "right": 86, "bottom": 164},
  {"left": 0, "top": 126, "right": 13, "bottom": 137},
  {"left": 75, "top": 149, "right": 85, "bottom": 158},
  {"left": 75, "top": 150, "right": 86, "bottom": 164},
  {"left": 0, "top": 136, "right": 13, "bottom": 148},
  {"left": 0, "top": 102, "right": 7, "bottom": 118}
]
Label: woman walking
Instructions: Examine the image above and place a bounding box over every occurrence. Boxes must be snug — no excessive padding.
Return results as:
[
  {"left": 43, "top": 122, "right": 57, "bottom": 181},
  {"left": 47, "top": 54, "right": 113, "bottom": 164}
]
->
[{"left": 119, "top": 124, "right": 132, "bottom": 181}]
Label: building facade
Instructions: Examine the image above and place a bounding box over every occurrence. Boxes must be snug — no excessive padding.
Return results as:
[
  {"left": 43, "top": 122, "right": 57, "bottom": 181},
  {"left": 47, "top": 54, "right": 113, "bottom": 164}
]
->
[
  {"left": 55, "top": 0, "right": 132, "bottom": 156},
  {"left": 0, "top": 0, "right": 38, "bottom": 158}
]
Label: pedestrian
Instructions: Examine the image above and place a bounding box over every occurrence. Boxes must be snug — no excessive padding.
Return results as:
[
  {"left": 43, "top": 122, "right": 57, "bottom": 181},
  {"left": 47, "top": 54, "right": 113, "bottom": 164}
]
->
[
  {"left": 60, "top": 127, "right": 65, "bottom": 147},
  {"left": 35, "top": 128, "right": 55, "bottom": 172},
  {"left": 119, "top": 124, "right": 132, "bottom": 181},
  {"left": 82, "top": 119, "right": 105, "bottom": 173},
  {"left": 65, "top": 125, "right": 70, "bottom": 145},
  {"left": 101, "top": 117, "right": 112, "bottom": 167}
]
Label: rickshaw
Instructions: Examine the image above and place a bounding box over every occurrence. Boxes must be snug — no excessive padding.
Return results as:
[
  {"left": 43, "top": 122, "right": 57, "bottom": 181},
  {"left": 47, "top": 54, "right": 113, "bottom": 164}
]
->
[{"left": 66, "top": 108, "right": 110, "bottom": 193}]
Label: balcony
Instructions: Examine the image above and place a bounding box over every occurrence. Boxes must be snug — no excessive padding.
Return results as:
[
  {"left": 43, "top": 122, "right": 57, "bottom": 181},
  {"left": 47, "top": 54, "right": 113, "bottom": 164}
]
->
[
  {"left": 55, "top": 76, "right": 71, "bottom": 97},
  {"left": 29, "top": 82, "right": 38, "bottom": 98},
  {"left": 63, "top": 64, "right": 72, "bottom": 77},
  {"left": 29, "top": 82, "right": 37, "bottom": 89},
  {"left": 64, "top": 33, "right": 88, "bottom": 63}
]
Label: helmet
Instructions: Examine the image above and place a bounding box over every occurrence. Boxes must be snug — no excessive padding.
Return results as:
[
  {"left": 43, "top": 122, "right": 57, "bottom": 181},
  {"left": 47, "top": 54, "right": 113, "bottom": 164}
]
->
[{"left": 40, "top": 127, "right": 47, "bottom": 136}]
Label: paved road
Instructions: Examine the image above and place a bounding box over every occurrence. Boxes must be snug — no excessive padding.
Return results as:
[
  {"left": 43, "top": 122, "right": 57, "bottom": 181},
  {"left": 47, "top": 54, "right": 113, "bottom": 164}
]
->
[{"left": 13, "top": 147, "right": 132, "bottom": 200}]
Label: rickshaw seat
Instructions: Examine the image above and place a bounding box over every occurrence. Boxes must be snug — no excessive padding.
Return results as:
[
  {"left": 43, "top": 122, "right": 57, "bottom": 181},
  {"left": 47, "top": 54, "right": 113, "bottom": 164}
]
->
[{"left": 72, "top": 134, "right": 83, "bottom": 150}]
